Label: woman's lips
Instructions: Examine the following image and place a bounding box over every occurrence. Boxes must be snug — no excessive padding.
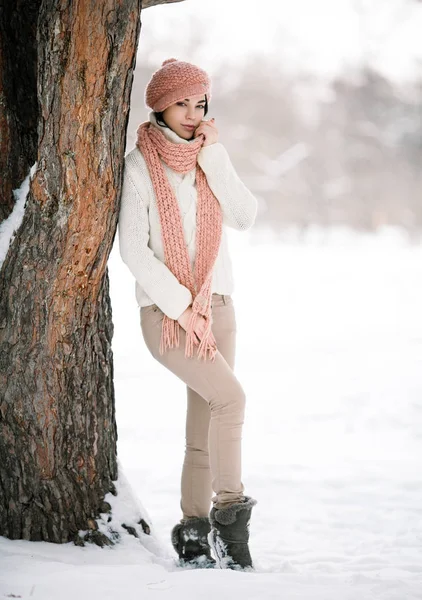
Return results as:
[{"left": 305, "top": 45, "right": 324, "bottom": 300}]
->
[{"left": 182, "top": 125, "right": 195, "bottom": 131}]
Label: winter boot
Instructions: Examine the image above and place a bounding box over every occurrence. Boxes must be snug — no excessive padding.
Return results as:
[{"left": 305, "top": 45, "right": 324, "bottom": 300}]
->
[
  {"left": 208, "top": 496, "right": 257, "bottom": 570},
  {"left": 171, "top": 516, "right": 217, "bottom": 568}
]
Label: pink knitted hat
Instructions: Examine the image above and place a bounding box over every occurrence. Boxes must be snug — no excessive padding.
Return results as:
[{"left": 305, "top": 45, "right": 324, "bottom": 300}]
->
[{"left": 145, "top": 58, "right": 212, "bottom": 112}]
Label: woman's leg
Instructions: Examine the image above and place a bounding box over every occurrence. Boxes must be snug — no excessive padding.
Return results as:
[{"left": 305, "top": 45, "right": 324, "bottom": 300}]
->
[
  {"left": 140, "top": 295, "right": 245, "bottom": 514},
  {"left": 181, "top": 390, "right": 212, "bottom": 519},
  {"left": 181, "top": 294, "right": 238, "bottom": 520}
]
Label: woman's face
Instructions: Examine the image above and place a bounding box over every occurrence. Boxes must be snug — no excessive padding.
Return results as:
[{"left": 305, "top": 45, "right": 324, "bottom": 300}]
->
[{"left": 162, "top": 94, "right": 206, "bottom": 140}]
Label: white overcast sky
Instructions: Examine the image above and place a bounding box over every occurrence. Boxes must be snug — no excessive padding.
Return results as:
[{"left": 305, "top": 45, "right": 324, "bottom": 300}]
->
[{"left": 140, "top": 0, "right": 422, "bottom": 83}]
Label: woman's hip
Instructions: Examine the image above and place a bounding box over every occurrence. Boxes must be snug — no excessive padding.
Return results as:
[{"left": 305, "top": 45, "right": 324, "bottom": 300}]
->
[
  {"left": 139, "top": 293, "right": 237, "bottom": 376},
  {"left": 140, "top": 294, "right": 236, "bottom": 332}
]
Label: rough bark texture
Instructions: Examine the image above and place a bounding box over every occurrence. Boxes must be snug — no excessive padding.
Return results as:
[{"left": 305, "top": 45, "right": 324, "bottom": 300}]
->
[
  {"left": 0, "top": 0, "right": 41, "bottom": 224},
  {"left": 0, "top": 0, "right": 142, "bottom": 543}
]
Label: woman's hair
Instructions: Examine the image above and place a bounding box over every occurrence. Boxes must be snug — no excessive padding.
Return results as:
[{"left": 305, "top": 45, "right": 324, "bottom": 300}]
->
[{"left": 154, "top": 94, "right": 209, "bottom": 128}]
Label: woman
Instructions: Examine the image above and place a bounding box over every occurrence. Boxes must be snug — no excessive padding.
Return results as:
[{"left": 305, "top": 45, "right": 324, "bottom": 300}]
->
[{"left": 118, "top": 58, "right": 258, "bottom": 570}]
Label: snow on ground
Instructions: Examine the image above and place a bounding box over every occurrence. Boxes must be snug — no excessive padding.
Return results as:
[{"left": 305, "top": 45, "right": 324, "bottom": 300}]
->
[{"left": 1, "top": 225, "right": 422, "bottom": 599}]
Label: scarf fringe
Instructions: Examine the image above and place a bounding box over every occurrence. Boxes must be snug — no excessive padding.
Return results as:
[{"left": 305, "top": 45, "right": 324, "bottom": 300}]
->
[
  {"left": 185, "top": 308, "right": 198, "bottom": 358},
  {"left": 159, "top": 315, "right": 180, "bottom": 356},
  {"left": 196, "top": 314, "right": 217, "bottom": 362},
  {"left": 185, "top": 304, "right": 217, "bottom": 362},
  {"left": 158, "top": 308, "right": 217, "bottom": 362}
]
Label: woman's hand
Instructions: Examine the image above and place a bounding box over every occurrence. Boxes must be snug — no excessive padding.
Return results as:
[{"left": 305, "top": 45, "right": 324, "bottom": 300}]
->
[
  {"left": 177, "top": 306, "right": 208, "bottom": 343},
  {"left": 194, "top": 118, "right": 218, "bottom": 147}
]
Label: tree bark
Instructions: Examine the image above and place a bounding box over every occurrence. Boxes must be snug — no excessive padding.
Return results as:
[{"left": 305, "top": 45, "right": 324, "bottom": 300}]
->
[
  {"left": 0, "top": 0, "right": 41, "bottom": 224},
  {"left": 142, "top": 0, "right": 185, "bottom": 8},
  {"left": 0, "top": 0, "right": 142, "bottom": 544}
]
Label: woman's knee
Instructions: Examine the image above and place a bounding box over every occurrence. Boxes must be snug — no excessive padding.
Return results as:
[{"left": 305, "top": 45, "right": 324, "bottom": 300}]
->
[
  {"left": 185, "top": 441, "right": 210, "bottom": 457},
  {"left": 209, "top": 381, "right": 246, "bottom": 416},
  {"left": 186, "top": 428, "right": 210, "bottom": 455}
]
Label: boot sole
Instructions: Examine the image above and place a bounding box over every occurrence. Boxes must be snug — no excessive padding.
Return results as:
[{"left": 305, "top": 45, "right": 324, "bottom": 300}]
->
[{"left": 176, "top": 555, "right": 217, "bottom": 569}]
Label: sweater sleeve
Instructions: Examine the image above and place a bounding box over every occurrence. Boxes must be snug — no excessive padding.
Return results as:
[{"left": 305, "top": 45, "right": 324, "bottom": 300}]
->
[
  {"left": 197, "top": 142, "right": 258, "bottom": 231},
  {"left": 118, "top": 164, "right": 193, "bottom": 320}
]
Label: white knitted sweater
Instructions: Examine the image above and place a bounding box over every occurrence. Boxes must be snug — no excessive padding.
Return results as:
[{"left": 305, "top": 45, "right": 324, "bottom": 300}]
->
[{"left": 118, "top": 111, "right": 258, "bottom": 320}]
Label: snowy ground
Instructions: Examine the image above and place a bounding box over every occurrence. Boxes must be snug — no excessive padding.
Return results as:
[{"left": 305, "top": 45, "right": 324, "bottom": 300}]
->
[{"left": 1, "top": 226, "right": 422, "bottom": 599}]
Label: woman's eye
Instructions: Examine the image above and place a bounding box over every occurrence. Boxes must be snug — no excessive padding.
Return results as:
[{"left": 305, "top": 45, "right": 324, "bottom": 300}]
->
[{"left": 177, "top": 102, "right": 205, "bottom": 108}]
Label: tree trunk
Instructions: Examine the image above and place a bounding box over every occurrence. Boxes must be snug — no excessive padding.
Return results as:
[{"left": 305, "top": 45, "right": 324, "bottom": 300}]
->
[
  {"left": 0, "top": 0, "right": 41, "bottom": 224},
  {"left": 0, "top": 0, "right": 142, "bottom": 544}
]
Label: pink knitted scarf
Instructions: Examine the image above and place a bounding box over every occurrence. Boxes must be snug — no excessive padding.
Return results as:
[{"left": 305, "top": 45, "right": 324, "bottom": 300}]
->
[{"left": 136, "top": 121, "right": 223, "bottom": 361}]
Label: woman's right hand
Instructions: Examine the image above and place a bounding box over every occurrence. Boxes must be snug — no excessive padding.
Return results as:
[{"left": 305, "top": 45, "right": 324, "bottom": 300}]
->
[{"left": 177, "top": 306, "right": 207, "bottom": 342}]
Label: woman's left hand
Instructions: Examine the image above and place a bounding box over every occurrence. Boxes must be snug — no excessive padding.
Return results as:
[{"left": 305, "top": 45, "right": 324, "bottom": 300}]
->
[{"left": 194, "top": 118, "right": 219, "bottom": 147}]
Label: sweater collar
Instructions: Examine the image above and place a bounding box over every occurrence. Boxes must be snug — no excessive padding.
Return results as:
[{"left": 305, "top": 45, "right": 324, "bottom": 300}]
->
[{"left": 148, "top": 111, "right": 195, "bottom": 145}]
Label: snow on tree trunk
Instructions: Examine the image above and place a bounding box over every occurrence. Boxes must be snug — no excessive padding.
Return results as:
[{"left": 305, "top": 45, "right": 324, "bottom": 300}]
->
[{"left": 0, "top": 0, "right": 142, "bottom": 544}]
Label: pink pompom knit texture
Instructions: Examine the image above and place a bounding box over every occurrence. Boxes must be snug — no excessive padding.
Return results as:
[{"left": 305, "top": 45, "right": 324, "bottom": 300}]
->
[
  {"left": 145, "top": 58, "right": 212, "bottom": 112},
  {"left": 135, "top": 120, "right": 223, "bottom": 361}
]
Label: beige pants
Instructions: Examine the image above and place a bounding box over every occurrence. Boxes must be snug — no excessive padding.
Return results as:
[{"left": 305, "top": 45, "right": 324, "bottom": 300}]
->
[{"left": 140, "top": 293, "right": 246, "bottom": 520}]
